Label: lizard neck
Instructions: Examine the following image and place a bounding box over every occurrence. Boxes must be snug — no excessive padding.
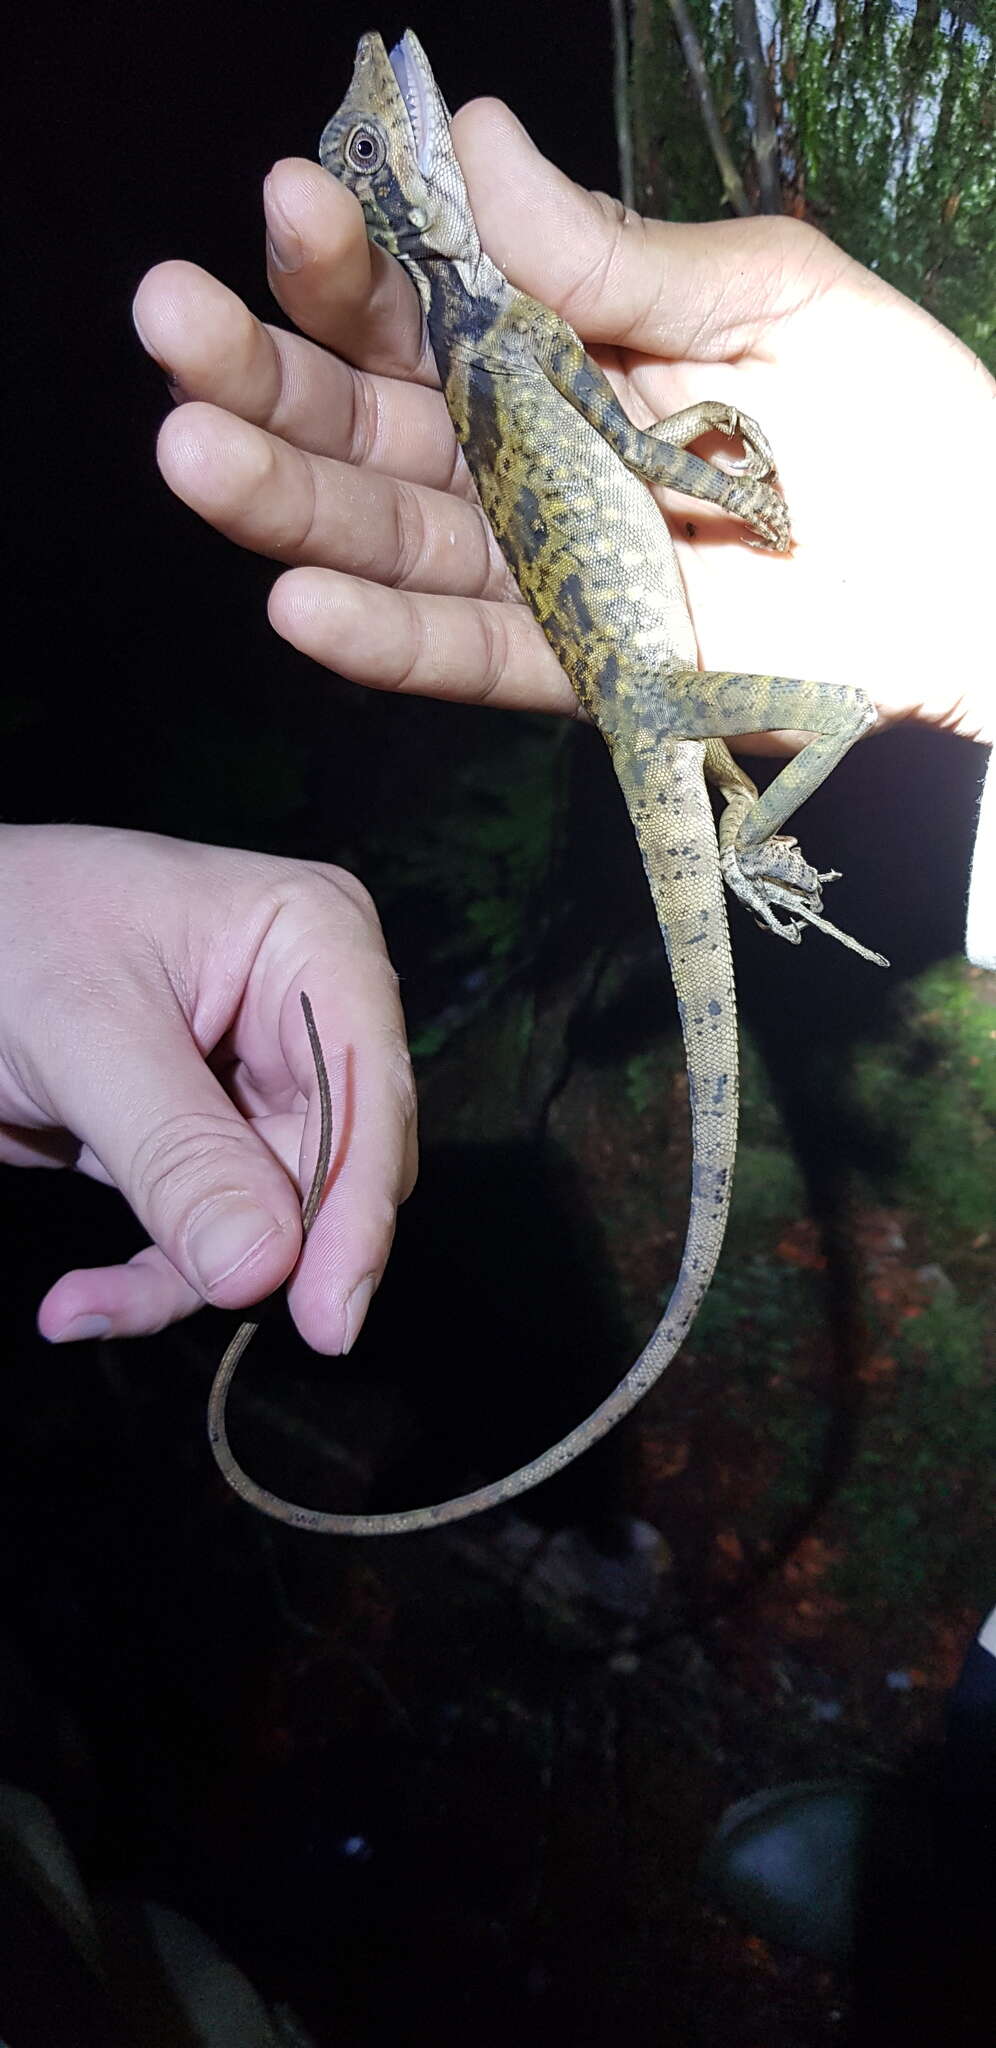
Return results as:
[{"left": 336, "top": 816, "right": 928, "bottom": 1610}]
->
[{"left": 419, "top": 248, "right": 512, "bottom": 379}]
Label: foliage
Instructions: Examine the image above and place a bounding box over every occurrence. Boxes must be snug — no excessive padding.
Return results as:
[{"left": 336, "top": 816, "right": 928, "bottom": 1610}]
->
[
  {"left": 832, "top": 1297, "right": 995, "bottom": 1612},
  {"left": 362, "top": 715, "right": 569, "bottom": 1005},
  {"left": 851, "top": 959, "right": 996, "bottom": 1240},
  {"left": 730, "top": 1139, "right": 807, "bottom": 1241},
  {"left": 632, "top": 0, "right": 739, "bottom": 219},
  {"left": 691, "top": 959, "right": 995, "bottom": 1621},
  {"left": 687, "top": 1241, "right": 994, "bottom": 1620},
  {"left": 692, "top": 1255, "right": 832, "bottom": 1532},
  {"left": 779, "top": 0, "right": 995, "bottom": 361},
  {"left": 630, "top": 0, "right": 995, "bottom": 365},
  {"left": 624, "top": 1045, "right": 667, "bottom": 1117},
  {"left": 692, "top": 1249, "right": 822, "bottom": 1377}
]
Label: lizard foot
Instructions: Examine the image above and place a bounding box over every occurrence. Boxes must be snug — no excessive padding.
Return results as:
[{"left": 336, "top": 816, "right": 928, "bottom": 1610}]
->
[
  {"left": 721, "top": 837, "right": 821, "bottom": 940},
  {"left": 721, "top": 839, "right": 889, "bottom": 966},
  {"left": 726, "top": 475, "right": 791, "bottom": 553}
]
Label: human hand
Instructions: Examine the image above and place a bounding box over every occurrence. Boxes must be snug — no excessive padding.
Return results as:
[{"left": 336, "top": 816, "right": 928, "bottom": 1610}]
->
[
  {"left": 1, "top": 826, "right": 415, "bottom": 1350},
  {"left": 134, "top": 98, "right": 994, "bottom": 747}
]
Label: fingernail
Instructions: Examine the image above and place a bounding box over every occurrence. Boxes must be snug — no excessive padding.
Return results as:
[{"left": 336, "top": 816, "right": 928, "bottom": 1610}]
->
[
  {"left": 187, "top": 1202, "right": 281, "bottom": 1295},
  {"left": 264, "top": 180, "right": 304, "bottom": 273},
  {"left": 342, "top": 1274, "right": 376, "bottom": 1354},
  {"left": 50, "top": 1313, "right": 112, "bottom": 1344}
]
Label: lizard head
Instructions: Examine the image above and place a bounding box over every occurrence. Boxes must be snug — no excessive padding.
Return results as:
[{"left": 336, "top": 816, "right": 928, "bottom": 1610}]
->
[{"left": 319, "top": 30, "right": 481, "bottom": 297}]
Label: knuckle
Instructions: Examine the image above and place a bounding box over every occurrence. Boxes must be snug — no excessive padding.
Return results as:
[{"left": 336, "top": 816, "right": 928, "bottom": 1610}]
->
[
  {"left": 229, "top": 418, "right": 279, "bottom": 504},
  {"left": 474, "top": 603, "right": 511, "bottom": 702},
  {"left": 130, "top": 1110, "right": 248, "bottom": 1224},
  {"left": 568, "top": 208, "right": 625, "bottom": 323},
  {"left": 574, "top": 196, "right": 655, "bottom": 344},
  {"left": 774, "top": 216, "right": 824, "bottom": 263},
  {"left": 281, "top": 860, "right": 384, "bottom": 941},
  {"left": 755, "top": 214, "right": 838, "bottom": 289},
  {"left": 391, "top": 593, "right": 430, "bottom": 691},
  {"left": 591, "top": 188, "right": 629, "bottom": 233},
  {"left": 391, "top": 479, "right": 429, "bottom": 587},
  {"left": 346, "top": 363, "right": 380, "bottom": 466},
  {"left": 270, "top": 449, "right": 321, "bottom": 559},
  {"left": 318, "top": 863, "right": 380, "bottom": 923},
  {"left": 476, "top": 509, "right": 509, "bottom": 598}
]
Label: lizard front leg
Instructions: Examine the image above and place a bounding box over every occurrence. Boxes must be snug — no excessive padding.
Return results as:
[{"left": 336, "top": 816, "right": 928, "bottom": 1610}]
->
[
  {"left": 531, "top": 324, "right": 789, "bottom": 550},
  {"left": 646, "top": 402, "right": 777, "bottom": 482}
]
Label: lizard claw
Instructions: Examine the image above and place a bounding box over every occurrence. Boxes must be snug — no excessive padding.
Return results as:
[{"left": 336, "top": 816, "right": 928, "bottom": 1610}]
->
[
  {"left": 735, "top": 835, "right": 825, "bottom": 900},
  {"left": 789, "top": 901, "right": 889, "bottom": 967},
  {"left": 716, "top": 407, "right": 778, "bottom": 481},
  {"left": 729, "top": 477, "right": 791, "bottom": 552},
  {"left": 721, "top": 840, "right": 888, "bottom": 965},
  {"left": 720, "top": 841, "right": 822, "bottom": 938}
]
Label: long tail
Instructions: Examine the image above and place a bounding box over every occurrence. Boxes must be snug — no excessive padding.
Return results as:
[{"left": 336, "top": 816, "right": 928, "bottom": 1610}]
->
[{"left": 209, "top": 743, "right": 736, "bottom": 1536}]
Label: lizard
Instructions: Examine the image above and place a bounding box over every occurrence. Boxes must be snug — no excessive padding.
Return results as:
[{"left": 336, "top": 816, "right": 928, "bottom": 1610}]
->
[{"left": 207, "top": 28, "right": 886, "bottom": 1536}]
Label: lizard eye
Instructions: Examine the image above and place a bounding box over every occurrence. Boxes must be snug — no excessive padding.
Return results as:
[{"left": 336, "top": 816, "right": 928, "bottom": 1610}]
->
[{"left": 345, "top": 123, "right": 386, "bottom": 174}]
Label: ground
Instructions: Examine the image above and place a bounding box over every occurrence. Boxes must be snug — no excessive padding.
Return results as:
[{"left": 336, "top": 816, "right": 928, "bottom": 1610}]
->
[{"left": 1, "top": 931, "right": 990, "bottom": 2045}]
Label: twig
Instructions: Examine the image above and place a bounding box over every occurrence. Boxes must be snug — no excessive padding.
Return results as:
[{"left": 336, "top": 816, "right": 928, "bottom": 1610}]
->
[
  {"left": 732, "top": 0, "right": 783, "bottom": 212},
  {"left": 665, "top": 0, "right": 753, "bottom": 215},
  {"left": 610, "top": 0, "right": 636, "bottom": 211}
]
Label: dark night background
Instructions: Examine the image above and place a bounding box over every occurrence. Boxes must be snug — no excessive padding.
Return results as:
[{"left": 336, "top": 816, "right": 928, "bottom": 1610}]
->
[{"left": 2, "top": 4, "right": 992, "bottom": 2044}]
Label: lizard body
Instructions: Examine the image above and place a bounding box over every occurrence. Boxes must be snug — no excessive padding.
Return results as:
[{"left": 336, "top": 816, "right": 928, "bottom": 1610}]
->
[{"left": 208, "top": 30, "right": 885, "bottom": 1535}]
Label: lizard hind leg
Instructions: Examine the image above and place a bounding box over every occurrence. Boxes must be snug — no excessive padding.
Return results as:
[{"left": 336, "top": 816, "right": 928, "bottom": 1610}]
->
[
  {"left": 703, "top": 740, "right": 836, "bottom": 940},
  {"left": 692, "top": 689, "right": 888, "bottom": 967}
]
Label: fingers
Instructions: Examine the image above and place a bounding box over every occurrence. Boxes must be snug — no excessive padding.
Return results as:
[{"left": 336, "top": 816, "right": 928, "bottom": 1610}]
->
[
  {"left": 280, "top": 965, "right": 418, "bottom": 1357},
  {"left": 134, "top": 260, "right": 461, "bottom": 491},
  {"left": 32, "top": 855, "right": 418, "bottom": 1357},
  {"left": 452, "top": 99, "right": 846, "bottom": 360},
  {"left": 155, "top": 400, "right": 509, "bottom": 599},
  {"left": 41, "top": 1245, "right": 203, "bottom": 1344},
  {"left": 262, "top": 159, "right": 433, "bottom": 382},
  {"left": 36, "top": 999, "right": 306, "bottom": 1346},
  {"left": 140, "top": 159, "right": 426, "bottom": 388},
  {"left": 268, "top": 565, "right": 578, "bottom": 717},
  {"left": 221, "top": 892, "right": 418, "bottom": 1358}
]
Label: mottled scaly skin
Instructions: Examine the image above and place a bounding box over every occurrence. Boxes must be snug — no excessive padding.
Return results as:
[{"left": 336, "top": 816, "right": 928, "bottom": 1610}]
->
[
  {"left": 207, "top": 31, "right": 885, "bottom": 1535},
  {"left": 435, "top": 288, "right": 740, "bottom": 1385}
]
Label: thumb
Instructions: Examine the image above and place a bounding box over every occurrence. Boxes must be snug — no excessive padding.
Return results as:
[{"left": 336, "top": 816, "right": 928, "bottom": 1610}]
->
[
  {"left": 453, "top": 98, "right": 841, "bottom": 360},
  {"left": 41, "top": 996, "right": 303, "bottom": 1313}
]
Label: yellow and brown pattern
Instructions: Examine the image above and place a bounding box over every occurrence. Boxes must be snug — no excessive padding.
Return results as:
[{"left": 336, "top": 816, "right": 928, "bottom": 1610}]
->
[{"left": 208, "top": 29, "right": 886, "bottom": 1535}]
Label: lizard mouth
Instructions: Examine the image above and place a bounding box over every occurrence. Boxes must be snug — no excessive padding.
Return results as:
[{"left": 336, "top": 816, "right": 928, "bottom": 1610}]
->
[{"left": 389, "top": 35, "right": 432, "bottom": 174}]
